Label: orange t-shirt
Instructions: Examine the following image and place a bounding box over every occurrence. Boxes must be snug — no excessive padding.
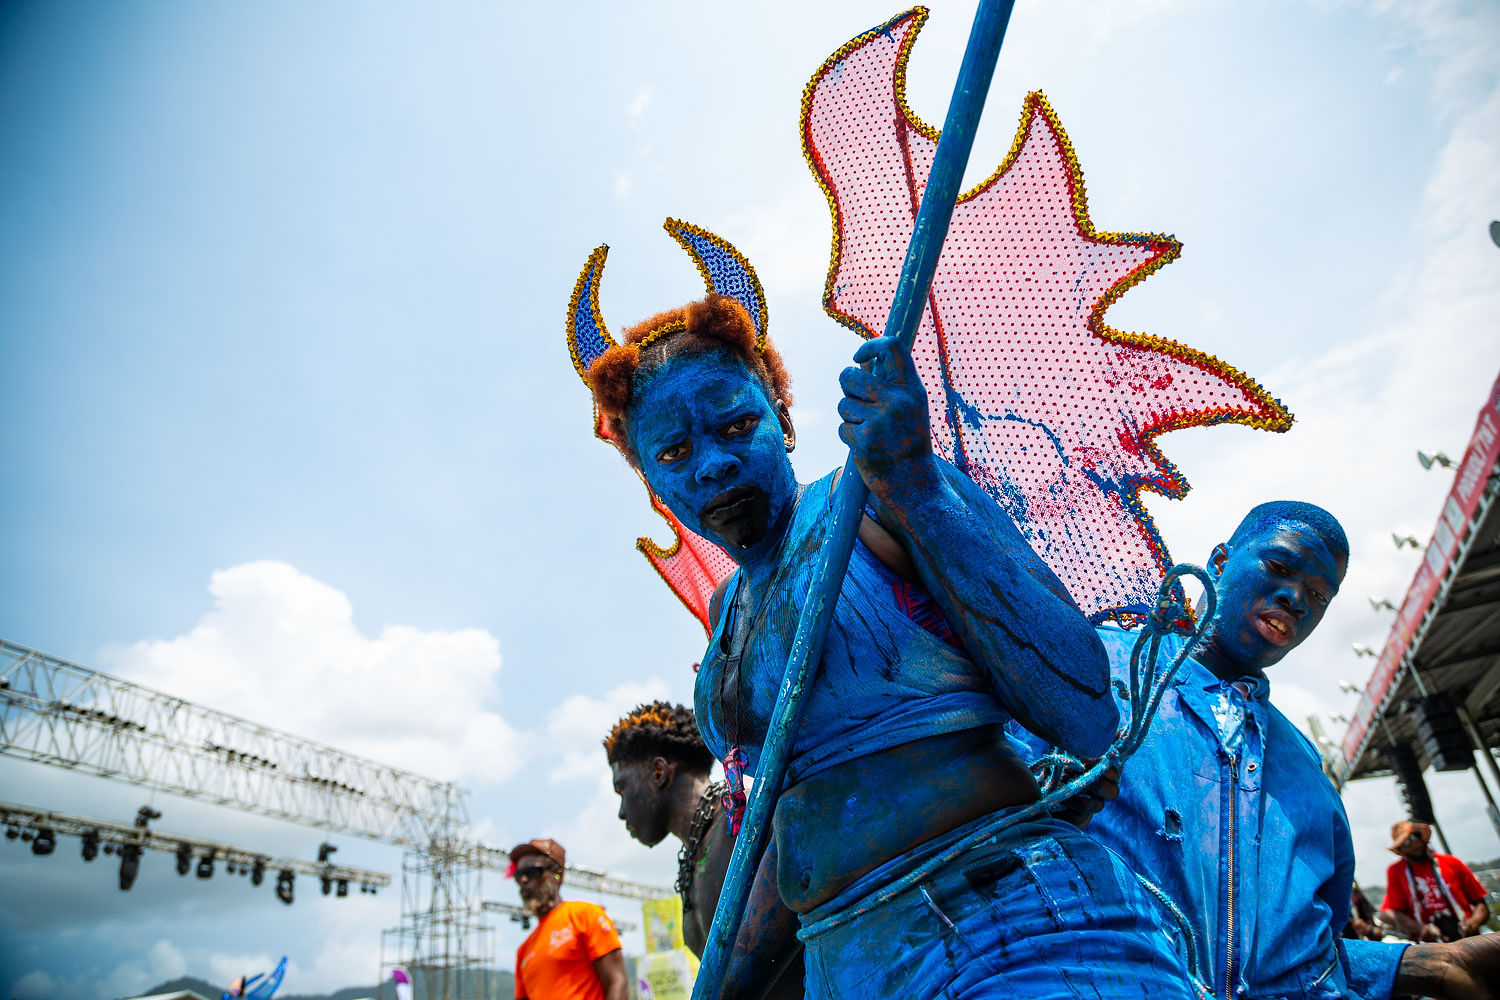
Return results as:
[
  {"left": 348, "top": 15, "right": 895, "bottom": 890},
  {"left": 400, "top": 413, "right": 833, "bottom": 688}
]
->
[{"left": 515, "top": 900, "right": 622, "bottom": 1000}]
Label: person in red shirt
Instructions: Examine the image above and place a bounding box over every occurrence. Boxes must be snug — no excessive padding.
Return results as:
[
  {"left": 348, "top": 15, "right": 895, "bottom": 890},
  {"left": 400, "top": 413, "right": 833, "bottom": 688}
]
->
[
  {"left": 511, "top": 838, "right": 628, "bottom": 1000},
  {"left": 1381, "top": 821, "right": 1492, "bottom": 942}
]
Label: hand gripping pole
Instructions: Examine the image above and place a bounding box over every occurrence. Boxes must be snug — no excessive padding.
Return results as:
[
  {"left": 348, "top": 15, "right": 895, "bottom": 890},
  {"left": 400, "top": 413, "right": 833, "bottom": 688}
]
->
[{"left": 692, "top": 2, "right": 1017, "bottom": 994}]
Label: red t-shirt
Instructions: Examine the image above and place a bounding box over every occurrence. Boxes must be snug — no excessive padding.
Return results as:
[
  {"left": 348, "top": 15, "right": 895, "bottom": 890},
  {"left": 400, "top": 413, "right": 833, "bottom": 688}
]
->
[
  {"left": 515, "top": 900, "right": 622, "bottom": 1000},
  {"left": 1381, "top": 854, "right": 1489, "bottom": 924}
]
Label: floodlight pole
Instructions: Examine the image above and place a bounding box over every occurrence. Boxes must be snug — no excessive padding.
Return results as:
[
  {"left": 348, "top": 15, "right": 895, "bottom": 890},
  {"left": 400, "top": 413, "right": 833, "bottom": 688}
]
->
[{"left": 693, "top": 1, "right": 1017, "bottom": 993}]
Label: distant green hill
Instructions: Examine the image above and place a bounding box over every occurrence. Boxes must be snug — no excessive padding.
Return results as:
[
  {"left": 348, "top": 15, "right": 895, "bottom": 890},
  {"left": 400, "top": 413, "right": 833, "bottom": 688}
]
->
[{"left": 134, "top": 966, "right": 516, "bottom": 1000}]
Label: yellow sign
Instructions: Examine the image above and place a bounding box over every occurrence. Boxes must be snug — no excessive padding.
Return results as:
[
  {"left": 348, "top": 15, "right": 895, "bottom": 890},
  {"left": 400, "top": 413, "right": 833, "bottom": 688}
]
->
[{"left": 636, "top": 898, "right": 698, "bottom": 1000}]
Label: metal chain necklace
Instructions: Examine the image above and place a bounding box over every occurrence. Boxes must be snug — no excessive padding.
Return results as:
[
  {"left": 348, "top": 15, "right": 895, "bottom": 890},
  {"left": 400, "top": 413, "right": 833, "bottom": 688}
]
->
[{"left": 676, "top": 780, "right": 727, "bottom": 910}]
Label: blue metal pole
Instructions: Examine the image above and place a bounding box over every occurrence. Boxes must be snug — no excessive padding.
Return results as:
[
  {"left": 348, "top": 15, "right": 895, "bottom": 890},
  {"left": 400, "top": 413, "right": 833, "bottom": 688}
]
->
[{"left": 692, "top": 2, "right": 1017, "bottom": 993}]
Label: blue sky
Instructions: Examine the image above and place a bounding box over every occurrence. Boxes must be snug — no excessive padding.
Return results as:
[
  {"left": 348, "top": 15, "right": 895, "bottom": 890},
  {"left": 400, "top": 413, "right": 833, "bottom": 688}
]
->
[{"left": 2, "top": 0, "right": 1498, "bottom": 995}]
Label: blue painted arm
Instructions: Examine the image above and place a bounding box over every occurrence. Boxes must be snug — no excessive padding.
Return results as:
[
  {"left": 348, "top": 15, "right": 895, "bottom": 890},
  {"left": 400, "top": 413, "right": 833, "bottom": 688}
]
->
[
  {"left": 1342, "top": 939, "right": 1406, "bottom": 1000},
  {"left": 840, "top": 336, "right": 1114, "bottom": 757}
]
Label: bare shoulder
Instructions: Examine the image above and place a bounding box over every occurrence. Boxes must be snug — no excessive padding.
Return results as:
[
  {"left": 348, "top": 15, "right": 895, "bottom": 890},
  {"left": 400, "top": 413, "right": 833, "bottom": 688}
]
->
[
  {"left": 708, "top": 575, "right": 734, "bottom": 629},
  {"left": 857, "top": 509, "right": 917, "bottom": 581}
]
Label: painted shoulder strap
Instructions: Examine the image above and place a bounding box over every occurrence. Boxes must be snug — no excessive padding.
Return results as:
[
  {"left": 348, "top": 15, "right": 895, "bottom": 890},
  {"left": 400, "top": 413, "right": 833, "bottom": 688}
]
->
[
  {"left": 801, "top": 8, "right": 1290, "bottom": 622},
  {"left": 565, "top": 219, "right": 752, "bottom": 632}
]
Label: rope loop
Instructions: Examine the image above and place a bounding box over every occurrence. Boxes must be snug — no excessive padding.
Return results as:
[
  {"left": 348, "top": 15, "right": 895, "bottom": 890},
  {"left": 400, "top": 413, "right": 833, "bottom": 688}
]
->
[{"left": 800, "top": 563, "right": 1217, "bottom": 937}]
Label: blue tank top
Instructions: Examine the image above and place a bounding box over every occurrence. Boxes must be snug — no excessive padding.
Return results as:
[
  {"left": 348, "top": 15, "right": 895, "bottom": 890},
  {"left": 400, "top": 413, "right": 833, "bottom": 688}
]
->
[{"left": 693, "top": 471, "right": 1011, "bottom": 785}]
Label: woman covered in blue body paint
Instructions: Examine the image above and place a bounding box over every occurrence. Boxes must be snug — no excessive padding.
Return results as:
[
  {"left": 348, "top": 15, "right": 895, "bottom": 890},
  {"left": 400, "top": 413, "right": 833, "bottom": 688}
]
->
[{"left": 580, "top": 274, "right": 1192, "bottom": 999}]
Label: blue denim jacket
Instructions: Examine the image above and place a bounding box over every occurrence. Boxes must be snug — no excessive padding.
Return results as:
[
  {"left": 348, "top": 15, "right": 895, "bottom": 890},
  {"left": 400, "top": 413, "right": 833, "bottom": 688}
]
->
[{"left": 1015, "top": 625, "right": 1404, "bottom": 1000}]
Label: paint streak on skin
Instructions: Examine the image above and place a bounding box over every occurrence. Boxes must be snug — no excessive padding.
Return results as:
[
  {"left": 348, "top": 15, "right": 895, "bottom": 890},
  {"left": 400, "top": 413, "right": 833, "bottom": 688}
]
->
[{"left": 627, "top": 345, "right": 1114, "bottom": 965}]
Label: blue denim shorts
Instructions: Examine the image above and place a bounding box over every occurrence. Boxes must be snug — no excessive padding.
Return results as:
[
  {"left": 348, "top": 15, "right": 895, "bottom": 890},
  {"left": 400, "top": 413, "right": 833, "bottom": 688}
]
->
[{"left": 798, "top": 814, "right": 1194, "bottom": 999}]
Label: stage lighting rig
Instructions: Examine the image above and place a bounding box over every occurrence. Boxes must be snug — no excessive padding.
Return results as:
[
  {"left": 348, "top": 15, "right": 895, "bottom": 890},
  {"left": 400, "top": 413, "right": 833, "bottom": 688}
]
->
[
  {"left": 276, "top": 870, "right": 295, "bottom": 905},
  {"left": 0, "top": 800, "right": 391, "bottom": 900},
  {"left": 30, "top": 827, "right": 56, "bottom": 856}
]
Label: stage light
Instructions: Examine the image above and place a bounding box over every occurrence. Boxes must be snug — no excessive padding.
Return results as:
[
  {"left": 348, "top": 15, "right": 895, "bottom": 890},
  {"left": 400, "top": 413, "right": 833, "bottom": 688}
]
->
[
  {"left": 317, "top": 842, "right": 338, "bottom": 864},
  {"left": 5, "top": 826, "right": 18, "bottom": 840},
  {"left": 135, "top": 806, "right": 162, "bottom": 827},
  {"left": 197, "top": 850, "right": 216, "bottom": 879},
  {"left": 1352, "top": 643, "right": 1377, "bottom": 657},
  {"left": 176, "top": 843, "right": 192, "bottom": 876},
  {"left": 250, "top": 858, "right": 266, "bottom": 886},
  {"left": 321, "top": 875, "right": 332, "bottom": 896},
  {"left": 275, "top": 870, "right": 294, "bottom": 905},
  {"left": 119, "top": 844, "right": 142, "bottom": 891},
  {"left": 104, "top": 842, "right": 117, "bottom": 855},
  {"left": 226, "top": 860, "right": 237, "bottom": 875},
  {"left": 336, "top": 879, "right": 348, "bottom": 897},
  {"left": 81, "top": 828, "right": 100, "bottom": 862},
  {"left": 1416, "top": 450, "right": 1454, "bottom": 471},
  {"left": 31, "top": 828, "right": 56, "bottom": 856}
]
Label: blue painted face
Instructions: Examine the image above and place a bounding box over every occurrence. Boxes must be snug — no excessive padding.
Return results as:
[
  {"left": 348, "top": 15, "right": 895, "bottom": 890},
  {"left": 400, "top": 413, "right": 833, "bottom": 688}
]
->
[
  {"left": 626, "top": 351, "right": 797, "bottom": 555},
  {"left": 1201, "top": 521, "right": 1346, "bottom": 676}
]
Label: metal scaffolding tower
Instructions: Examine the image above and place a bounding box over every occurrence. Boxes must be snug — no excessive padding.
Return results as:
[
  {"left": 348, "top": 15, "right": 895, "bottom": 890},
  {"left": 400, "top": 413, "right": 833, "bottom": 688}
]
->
[
  {"left": 1, "top": 638, "right": 669, "bottom": 999},
  {"left": 2, "top": 640, "right": 467, "bottom": 994}
]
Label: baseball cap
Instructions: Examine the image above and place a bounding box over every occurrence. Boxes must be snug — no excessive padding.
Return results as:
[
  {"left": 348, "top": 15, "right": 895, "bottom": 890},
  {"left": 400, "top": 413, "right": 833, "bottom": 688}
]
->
[{"left": 509, "top": 838, "right": 566, "bottom": 870}]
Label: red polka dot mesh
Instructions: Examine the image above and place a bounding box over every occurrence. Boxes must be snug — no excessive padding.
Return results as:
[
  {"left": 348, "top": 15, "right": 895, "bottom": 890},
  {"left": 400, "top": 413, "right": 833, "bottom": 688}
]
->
[{"left": 643, "top": 7, "right": 1290, "bottom": 634}]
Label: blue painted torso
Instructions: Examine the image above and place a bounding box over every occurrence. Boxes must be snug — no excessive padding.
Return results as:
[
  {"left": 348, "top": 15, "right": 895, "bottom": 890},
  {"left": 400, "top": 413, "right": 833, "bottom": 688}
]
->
[
  {"left": 694, "top": 470, "right": 1010, "bottom": 785},
  {"left": 1088, "top": 626, "right": 1359, "bottom": 1000}
]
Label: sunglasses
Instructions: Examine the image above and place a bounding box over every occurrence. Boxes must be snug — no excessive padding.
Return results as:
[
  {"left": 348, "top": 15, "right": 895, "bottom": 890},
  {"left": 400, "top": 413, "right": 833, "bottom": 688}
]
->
[{"left": 513, "top": 864, "right": 557, "bottom": 884}]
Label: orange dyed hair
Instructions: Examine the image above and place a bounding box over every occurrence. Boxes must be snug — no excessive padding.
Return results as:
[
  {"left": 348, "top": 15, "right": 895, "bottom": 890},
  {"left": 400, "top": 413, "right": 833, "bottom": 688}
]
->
[
  {"left": 603, "top": 701, "right": 715, "bottom": 773},
  {"left": 587, "top": 294, "right": 792, "bottom": 462}
]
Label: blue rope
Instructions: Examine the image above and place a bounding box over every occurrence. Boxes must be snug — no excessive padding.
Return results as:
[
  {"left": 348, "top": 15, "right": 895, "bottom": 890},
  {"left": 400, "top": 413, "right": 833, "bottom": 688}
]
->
[{"left": 797, "top": 562, "right": 1217, "bottom": 939}]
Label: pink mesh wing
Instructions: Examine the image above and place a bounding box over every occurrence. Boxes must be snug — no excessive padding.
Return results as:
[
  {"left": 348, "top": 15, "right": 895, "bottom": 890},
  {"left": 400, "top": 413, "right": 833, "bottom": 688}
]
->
[
  {"left": 801, "top": 10, "right": 1290, "bottom": 621},
  {"left": 638, "top": 490, "right": 739, "bottom": 637}
]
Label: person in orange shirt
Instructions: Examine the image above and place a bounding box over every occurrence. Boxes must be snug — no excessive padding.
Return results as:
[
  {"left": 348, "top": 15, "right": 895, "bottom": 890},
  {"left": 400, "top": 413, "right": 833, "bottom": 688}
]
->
[{"left": 511, "top": 838, "right": 628, "bottom": 1000}]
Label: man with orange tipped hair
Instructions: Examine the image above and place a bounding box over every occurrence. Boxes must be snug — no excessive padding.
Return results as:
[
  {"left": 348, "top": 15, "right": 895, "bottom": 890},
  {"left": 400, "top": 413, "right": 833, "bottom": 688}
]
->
[{"left": 604, "top": 701, "right": 803, "bottom": 996}]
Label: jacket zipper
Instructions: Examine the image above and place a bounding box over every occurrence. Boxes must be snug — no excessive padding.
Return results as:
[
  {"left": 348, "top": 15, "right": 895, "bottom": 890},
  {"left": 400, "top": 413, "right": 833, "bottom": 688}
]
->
[{"left": 1224, "top": 750, "right": 1237, "bottom": 1000}]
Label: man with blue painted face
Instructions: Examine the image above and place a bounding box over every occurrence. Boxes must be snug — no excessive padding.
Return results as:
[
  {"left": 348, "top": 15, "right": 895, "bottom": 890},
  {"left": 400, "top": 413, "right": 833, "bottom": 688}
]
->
[
  {"left": 1032, "top": 502, "right": 1500, "bottom": 1000},
  {"left": 582, "top": 292, "right": 1192, "bottom": 999}
]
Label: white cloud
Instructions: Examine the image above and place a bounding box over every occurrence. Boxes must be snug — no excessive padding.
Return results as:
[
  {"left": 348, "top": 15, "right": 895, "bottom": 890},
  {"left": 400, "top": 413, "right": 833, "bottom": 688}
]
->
[
  {"left": 8, "top": 939, "right": 189, "bottom": 1000},
  {"left": 540, "top": 682, "right": 687, "bottom": 886},
  {"left": 626, "top": 87, "right": 655, "bottom": 129},
  {"left": 105, "top": 561, "right": 528, "bottom": 786},
  {"left": 545, "top": 681, "right": 673, "bottom": 784},
  {"left": 613, "top": 169, "right": 633, "bottom": 200}
]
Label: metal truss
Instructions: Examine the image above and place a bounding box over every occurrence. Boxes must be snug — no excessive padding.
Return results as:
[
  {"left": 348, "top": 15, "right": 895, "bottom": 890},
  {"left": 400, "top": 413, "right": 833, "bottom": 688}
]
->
[
  {"left": 0, "top": 638, "right": 466, "bottom": 847},
  {"left": 468, "top": 842, "right": 671, "bottom": 901},
  {"left": 2, "top": 637, "right": 670, "bottom": 1000},
  {"left": 481, "top": 900, "right": 640, "bottom": 933},
  {"left": 0, "top": 799, "right": 390, "bottom": 887}
]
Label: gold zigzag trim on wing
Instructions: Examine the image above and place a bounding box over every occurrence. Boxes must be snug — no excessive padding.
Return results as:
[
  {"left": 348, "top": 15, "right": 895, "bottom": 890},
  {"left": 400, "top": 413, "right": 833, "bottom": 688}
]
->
[
  {"left": 799, "top": 6, "right": 930, "bottom": 341},
  {"left": 634, "top": 486, "right": 716, "bottom": 637}
]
